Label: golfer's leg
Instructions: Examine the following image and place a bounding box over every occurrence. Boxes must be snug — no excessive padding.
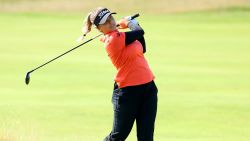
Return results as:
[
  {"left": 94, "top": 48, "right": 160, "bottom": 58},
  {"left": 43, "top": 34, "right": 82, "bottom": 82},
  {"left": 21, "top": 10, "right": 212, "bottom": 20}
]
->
[
  {"left": 136, "top": 82, "right": 158, "bottom": 141},
  {"left": 104, "top": 88, "right": 138, "bottom": 141}
]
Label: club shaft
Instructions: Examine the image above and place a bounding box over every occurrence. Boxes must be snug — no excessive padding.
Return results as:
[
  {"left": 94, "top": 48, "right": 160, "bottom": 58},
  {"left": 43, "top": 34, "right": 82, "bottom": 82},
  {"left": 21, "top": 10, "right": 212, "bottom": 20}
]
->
[{"left": 29, "top": 34, "right": 102, "bottom": 73}]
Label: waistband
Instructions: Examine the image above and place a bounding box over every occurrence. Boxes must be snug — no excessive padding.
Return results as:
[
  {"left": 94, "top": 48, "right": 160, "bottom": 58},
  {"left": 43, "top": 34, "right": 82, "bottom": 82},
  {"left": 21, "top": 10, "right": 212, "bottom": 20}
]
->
[{"left": 114, "top": 80, "right": 155, "bottom": 90}]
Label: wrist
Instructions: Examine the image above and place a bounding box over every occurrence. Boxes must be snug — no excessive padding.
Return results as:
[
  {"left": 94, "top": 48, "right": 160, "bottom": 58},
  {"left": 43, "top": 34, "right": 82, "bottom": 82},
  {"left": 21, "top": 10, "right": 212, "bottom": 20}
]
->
[{"left": 128, "top": 21, "right": 142, "bottom": 30}]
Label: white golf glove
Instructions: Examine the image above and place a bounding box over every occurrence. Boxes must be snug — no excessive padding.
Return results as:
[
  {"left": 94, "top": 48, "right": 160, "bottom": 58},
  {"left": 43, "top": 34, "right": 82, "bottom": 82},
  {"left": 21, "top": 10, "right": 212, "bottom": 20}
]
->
[
  {"left": 128, "top": 20, "right": 141, "bottom": 30},
  {"left": 122, "top": 16, "right": 142, "bottom": 30}
]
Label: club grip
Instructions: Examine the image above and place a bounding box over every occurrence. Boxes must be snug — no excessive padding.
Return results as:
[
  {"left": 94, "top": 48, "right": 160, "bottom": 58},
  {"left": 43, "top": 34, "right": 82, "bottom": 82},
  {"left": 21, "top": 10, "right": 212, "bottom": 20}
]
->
[
  {"left": 131, "top": 13, "right": 140, "bottom": 20},
  {"left": 116, "top": 13, "right": 140, "bottom": 27}
]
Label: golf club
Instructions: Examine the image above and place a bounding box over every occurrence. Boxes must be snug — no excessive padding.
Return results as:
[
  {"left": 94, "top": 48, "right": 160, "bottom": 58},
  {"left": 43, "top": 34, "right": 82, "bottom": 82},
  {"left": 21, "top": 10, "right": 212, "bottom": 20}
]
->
[{"left": 25, "top": 13, "right": 140, "bottom": 85}]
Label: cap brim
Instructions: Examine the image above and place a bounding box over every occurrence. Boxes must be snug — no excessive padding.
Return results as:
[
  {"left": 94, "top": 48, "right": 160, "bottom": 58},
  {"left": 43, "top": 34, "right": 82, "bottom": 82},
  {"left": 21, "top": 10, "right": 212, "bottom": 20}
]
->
[{"left": 99, "top": 12, "right": 117, "bottom": 25}]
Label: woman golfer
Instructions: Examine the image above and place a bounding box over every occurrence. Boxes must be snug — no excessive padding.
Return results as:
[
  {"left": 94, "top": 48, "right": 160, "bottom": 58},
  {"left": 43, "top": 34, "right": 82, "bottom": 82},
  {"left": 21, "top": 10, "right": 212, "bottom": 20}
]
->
[{"left": 81, "top": 7, "right": 158, "bottom": 141}]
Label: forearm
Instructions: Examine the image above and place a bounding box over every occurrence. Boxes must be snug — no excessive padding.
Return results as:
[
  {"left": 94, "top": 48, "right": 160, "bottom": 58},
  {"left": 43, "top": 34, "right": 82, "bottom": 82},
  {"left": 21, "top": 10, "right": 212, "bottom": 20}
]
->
[
  {"left": 125, "top": 29, "right": 146, "bottom": 53},
  {"left": 125, "top": 29, "right": 144, "bottom": 44}
]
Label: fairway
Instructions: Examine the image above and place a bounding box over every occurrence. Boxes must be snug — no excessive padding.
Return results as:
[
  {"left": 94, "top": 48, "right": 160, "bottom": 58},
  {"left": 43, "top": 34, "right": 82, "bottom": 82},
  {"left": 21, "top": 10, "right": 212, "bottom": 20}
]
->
[{"left": 1, "top": 8, "right": 250, "bottom": 141}]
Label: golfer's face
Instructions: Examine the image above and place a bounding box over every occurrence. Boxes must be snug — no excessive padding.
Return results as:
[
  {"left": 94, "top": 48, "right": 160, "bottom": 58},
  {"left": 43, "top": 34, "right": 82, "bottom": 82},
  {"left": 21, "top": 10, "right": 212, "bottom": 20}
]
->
[{"left": 98, "top": 15, "right": 116, "bottom": 33}]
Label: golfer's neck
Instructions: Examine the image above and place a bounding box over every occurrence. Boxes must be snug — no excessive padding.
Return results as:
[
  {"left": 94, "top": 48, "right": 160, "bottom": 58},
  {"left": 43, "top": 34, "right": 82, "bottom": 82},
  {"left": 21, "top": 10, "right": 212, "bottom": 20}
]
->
[{"left": 103, "top": 29, "right": 117, "bottom": 35}]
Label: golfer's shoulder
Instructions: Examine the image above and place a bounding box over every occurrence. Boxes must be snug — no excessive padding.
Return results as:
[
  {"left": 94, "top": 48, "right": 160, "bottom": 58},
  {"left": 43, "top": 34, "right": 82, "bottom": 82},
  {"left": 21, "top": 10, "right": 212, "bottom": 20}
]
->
[
  {"left": 109, "top": 31, "right": 125, "bottom": 41},
  {"left": 104, "top": 31, "right": 125, "bottom": 46}
]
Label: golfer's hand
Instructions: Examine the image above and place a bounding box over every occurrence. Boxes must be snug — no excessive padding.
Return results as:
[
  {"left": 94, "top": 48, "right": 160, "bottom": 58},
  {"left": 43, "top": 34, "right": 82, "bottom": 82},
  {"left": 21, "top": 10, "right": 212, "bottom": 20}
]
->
[
  {"left": 127, "top": 19, "right": 141, "bottom": 30},
  {"left": 118, "top": 16, "right": 141, "bottom": 30},
  {"left": 118, "top": 17, "right": 129, "bottom": 29}
]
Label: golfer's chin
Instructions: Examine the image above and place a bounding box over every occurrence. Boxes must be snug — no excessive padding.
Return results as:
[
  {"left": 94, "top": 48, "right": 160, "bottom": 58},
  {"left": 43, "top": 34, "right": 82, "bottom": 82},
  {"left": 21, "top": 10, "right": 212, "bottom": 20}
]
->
[{"left": 109, "top": 25, "right": 117, "bottom": 31}]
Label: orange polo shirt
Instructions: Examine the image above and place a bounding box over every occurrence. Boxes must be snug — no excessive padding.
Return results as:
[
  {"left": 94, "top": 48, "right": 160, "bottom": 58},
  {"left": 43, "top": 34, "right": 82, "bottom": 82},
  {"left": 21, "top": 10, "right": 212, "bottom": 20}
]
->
[{"left": 100, "top": 29, "right": 155, "bottom": 88}]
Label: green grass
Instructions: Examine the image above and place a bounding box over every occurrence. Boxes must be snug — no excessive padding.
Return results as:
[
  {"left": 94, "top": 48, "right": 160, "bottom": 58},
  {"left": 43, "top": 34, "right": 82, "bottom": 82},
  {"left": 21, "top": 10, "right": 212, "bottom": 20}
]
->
[{"left": 0, "top": 8, "right": 250, "bottom": 141}]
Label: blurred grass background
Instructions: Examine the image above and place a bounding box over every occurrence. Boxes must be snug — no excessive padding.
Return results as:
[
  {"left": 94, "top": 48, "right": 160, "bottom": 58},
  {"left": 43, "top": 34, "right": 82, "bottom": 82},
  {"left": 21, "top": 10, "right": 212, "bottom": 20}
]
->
[
  {"left": 1, "top": 0, "right": 250, "bottom": 141},
  {"left": 1, "top": 0, "right": 250, "bottom": 13}
]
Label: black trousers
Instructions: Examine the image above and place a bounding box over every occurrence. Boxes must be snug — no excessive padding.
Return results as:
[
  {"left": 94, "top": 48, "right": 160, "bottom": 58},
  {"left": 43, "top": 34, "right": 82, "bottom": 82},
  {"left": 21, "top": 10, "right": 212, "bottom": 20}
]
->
[{"left": 104, "top": 80, "right": 158, "bottom": 141}]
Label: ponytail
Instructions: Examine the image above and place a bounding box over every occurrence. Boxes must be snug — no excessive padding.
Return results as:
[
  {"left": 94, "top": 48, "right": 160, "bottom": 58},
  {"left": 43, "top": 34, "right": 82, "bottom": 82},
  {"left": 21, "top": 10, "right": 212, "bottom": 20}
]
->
[
  {"left": 77, "top": 12, "right": 93, "bottom": 42},
  {"left": 82, "top": 12, "right": 92, "bottom": 36},
  {"left": 77, "top": 8, "right": 102, "bottom": 42}
]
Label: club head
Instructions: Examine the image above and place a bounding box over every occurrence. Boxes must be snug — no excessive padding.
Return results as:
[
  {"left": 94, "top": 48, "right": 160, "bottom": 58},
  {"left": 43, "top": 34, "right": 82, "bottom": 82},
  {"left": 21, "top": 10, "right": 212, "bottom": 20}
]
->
[{"left": 25, "top": 72, "right": 30, "bottom": 85}]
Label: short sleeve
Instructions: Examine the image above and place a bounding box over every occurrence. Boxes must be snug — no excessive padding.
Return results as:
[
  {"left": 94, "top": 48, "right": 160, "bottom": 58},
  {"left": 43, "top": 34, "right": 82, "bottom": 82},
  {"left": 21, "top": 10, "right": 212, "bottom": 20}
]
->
[{"left": 105, "top": 32, "right": 126, "bottom": 56}]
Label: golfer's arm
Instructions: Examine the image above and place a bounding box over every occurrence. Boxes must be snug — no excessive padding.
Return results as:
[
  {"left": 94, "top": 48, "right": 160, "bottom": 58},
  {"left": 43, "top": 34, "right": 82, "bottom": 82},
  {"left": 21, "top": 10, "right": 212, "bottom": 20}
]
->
[
  {"left": 125, "top": 29, "right": 146, "bottom": 53},
  {"left": 137, "top": 36, "right": 146, "bottom": 53}
]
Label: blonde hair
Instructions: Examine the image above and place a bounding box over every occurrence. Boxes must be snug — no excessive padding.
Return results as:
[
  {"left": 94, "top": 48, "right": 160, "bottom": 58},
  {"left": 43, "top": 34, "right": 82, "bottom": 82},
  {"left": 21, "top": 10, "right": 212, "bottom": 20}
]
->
[{"left": 82, "top": 7, "right": 105, "bottom": 36}]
